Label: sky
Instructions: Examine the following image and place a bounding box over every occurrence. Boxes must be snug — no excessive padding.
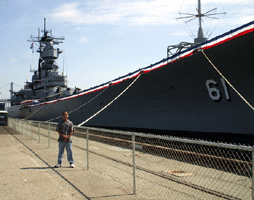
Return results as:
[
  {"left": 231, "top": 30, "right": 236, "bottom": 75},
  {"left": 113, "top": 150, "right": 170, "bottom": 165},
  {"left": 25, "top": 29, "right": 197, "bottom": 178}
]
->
[{"left": 0, "top": 0, "right": 253, "bottom": 100}]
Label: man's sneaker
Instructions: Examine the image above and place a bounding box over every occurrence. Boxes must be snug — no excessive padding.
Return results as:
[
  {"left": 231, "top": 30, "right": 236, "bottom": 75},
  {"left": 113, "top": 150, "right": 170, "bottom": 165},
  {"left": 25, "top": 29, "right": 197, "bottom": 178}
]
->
[
  {"left": 55, "top": 163, "right": 63, "bottom": 168},
  {"left": 70, "top": 163, "right": 75, "bottom": 168}
]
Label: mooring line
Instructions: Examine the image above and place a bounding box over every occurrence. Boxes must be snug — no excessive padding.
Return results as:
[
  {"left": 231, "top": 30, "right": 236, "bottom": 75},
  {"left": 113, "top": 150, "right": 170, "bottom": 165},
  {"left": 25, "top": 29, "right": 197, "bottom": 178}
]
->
[
  {"left": 201, "top": 49, "right": 254, "bottom": 111},
  {"left": 25, "top": 104, "right": 44, "bottom": 120},
  {"left": 78, "top": 73, "right": 142, "bottom": 127},
  {"left": 46, "top": 86, "right": 109, "bottom": 122},
  {"left": 24, "top": 91, "right": 64, "bottom": 120}
]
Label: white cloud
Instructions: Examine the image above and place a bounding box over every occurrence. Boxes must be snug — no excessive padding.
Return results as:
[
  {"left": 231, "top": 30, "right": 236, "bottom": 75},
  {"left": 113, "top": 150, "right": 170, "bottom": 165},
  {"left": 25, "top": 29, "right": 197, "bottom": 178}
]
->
[
  {"left": 48, "top": 0, "right": 180, "bottom": 26},
  {"left": 45, "top": 0, "right": 254, "bottom": 38},
  {"left": 9, "top": 58, "right": 18, "bottom": 63},
  {"left": 79, "top": 36, "right": 88, "bottom": 44}
]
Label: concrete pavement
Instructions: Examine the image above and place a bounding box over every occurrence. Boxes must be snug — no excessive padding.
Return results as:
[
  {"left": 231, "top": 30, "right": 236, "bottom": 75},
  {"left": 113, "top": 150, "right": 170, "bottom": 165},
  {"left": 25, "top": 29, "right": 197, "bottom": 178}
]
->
[{"left": 0, "top": 126, "right": 135, "bottom": 200}]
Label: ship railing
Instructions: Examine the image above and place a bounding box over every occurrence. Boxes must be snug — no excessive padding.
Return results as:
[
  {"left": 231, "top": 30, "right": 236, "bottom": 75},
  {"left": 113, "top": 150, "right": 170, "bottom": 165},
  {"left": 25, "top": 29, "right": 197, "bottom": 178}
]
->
[{"left": 8, "top": 117, "right": 254, "bottom": 200}]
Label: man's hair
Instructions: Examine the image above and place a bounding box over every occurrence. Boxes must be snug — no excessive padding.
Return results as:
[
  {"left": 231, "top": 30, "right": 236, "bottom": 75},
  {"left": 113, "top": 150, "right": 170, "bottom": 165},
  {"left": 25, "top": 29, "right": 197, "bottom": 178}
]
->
[{"left": 62, "top": 111, "right": 68, "bottom": 116}]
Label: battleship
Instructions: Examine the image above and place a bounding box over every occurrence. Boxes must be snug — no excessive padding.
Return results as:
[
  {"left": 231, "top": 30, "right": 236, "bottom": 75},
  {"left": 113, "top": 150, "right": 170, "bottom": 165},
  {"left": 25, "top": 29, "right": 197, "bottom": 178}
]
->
[{"left": 8, "top": 1, "right": 254, "bottom": 143}]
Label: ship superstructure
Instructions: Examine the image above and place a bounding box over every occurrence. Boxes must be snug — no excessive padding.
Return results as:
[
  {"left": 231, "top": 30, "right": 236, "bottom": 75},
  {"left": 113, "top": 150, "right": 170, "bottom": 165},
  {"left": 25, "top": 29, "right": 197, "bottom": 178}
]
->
[
  {"left": 8, "top": 2, "right": 254, "bottom": 144},
  {"left": 11, "top": 18, "right": 77, "bottom": 106}
]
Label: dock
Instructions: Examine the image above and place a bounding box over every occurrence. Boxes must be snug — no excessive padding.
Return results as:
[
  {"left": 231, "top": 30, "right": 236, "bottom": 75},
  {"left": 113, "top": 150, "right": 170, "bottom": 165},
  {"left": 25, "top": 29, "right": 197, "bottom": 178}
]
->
[
  {"left": 0, "top": 126, "right": 136, "bottom": 200},
  {"left": 0, "top": 124, "right": 252, "bottom": 200}
]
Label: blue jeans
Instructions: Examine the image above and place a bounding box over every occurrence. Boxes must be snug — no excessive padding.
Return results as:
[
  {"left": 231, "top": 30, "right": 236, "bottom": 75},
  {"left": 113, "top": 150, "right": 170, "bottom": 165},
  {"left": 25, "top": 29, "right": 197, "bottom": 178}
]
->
[{"left": 57, "top": 141, "right": 74, "bottom": 165}]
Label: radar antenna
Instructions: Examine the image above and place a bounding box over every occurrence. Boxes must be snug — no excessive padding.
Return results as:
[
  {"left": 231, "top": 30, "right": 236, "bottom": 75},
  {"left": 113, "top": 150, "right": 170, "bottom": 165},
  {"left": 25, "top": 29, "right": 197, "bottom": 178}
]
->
[
  {"left": 176, "top": 0, "right": 226, "bottom": 44},
  {"left": 167, "top": 0, "right": 226, "bottom": 58}
]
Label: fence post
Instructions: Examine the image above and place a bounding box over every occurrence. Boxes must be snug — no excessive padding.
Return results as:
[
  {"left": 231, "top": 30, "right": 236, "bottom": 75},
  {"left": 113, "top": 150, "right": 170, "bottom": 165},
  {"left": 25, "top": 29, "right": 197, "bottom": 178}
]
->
[
  {"left": 86, "top": 129, "right": 89, "bottom": 170},
  {"left": 38, "top": 122, "right": 40, "bottom": 143},
  {"left": 132, "top": 132, "right": 136, "bottom": 195},
  {"left": 31, "top": 121, "right": 33, "bottom": 139},
  {"left": 26, "top": 120, "right": 27, "bottom": 136},
  {"left": 252, "top": 146, "right": 254, "bottom": 200},
  {"left": 48, "top": 123, "right": 50, "bottom": 148}
]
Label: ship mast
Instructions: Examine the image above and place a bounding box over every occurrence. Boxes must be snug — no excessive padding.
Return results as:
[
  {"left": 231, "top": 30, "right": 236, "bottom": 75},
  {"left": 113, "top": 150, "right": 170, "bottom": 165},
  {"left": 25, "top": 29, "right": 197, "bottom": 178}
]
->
[
  {"left": 44, "top": 17, "right": 46, "bottom": 34},
  {"left": 195, "top": 0, "right": 206, "bottom": 44},
  {"left": 167, "top": 0, "right": 226, "bottom": 57}
]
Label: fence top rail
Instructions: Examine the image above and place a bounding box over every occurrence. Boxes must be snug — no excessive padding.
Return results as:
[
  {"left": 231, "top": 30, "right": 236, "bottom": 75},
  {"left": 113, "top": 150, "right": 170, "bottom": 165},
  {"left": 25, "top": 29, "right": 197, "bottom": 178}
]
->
[
  {"left": 74, "top": 124, "right": 252, "bottom": 151},
  {"left": 16, "top": 118, "right": 58, "bottom": 126},
  {"left": 11, "top": 118, "right": 252, "bottom": 151}
]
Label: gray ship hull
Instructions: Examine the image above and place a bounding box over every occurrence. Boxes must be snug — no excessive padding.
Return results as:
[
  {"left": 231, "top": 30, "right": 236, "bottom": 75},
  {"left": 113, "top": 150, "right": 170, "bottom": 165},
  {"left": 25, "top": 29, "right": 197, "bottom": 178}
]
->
[{"left": 8, "top": 21, "right": 254, "bottom": 140}]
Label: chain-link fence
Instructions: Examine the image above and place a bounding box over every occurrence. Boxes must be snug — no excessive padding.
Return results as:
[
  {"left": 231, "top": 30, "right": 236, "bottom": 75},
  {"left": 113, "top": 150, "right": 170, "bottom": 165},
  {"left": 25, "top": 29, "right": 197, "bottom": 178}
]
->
[{"left": 9, "top": 118, "right": 253, "bottom": 200}]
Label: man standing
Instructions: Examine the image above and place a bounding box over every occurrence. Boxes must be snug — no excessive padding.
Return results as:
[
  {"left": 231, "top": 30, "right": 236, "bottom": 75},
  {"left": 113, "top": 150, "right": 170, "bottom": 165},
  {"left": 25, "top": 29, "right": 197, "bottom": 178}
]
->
[{"left": 55, "top": 111, "right": 75, "bottom": 168}]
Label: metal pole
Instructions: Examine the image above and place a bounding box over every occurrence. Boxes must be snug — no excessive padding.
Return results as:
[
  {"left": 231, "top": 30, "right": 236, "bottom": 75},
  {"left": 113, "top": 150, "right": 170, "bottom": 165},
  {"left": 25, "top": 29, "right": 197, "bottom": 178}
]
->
[
  {"left": 86, "top": 129, "right": 89, "bottom": 170},
  {"left": 48, "top": 123, "right": 50, "bottom": 148},
  {"left": 26, "top": 120, "right": 27, "bottom": 136},
  {"left": 31, "top": 121, "right": 33, "bottom": 139},
  {"left": 252, "top": 146, "right": 254, "bottom": 200},
  {"left": 132, "top": 132, "right": 136, "bottom": 195},
  {"left": 38, "top": 122, "right": 40, "bottom": 143}
]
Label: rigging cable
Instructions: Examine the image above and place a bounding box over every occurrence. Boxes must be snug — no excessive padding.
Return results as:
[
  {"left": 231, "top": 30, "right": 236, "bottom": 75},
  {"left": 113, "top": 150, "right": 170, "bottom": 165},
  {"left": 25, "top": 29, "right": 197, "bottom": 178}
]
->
[
  {"left": 175, "top": 0, "right": 195, "bottom": 40},
  {"left": 201, "top": 49, "right": 254, "bottom": 111},
  {"left": 0, "top": 83, "right": 10, "bottom": 90},
  {"left": 77, "top": 73, "right": 142, "bottom": 127},
  {"left": 24, "top": 91, "right": 65, "bottom": 120},
  {"left": 13, "top": 83, "right": 24, "bottom": 89},
  {"left": 25, "top": 104, "right": 44, "bottom": 120},
  {"left": 207, "top": 1, "right": 226, "bottom": 39},
  {"left": 46, "top": 86, "right": 109, "bottom": 122}
]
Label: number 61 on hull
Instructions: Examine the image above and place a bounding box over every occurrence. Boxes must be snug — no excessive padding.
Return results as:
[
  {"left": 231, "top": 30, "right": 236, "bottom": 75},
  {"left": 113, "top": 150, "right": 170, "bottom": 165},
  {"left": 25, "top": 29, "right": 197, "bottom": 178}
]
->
[{"left": 206, "top": 78, "right": 230, "bottom": 101}]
